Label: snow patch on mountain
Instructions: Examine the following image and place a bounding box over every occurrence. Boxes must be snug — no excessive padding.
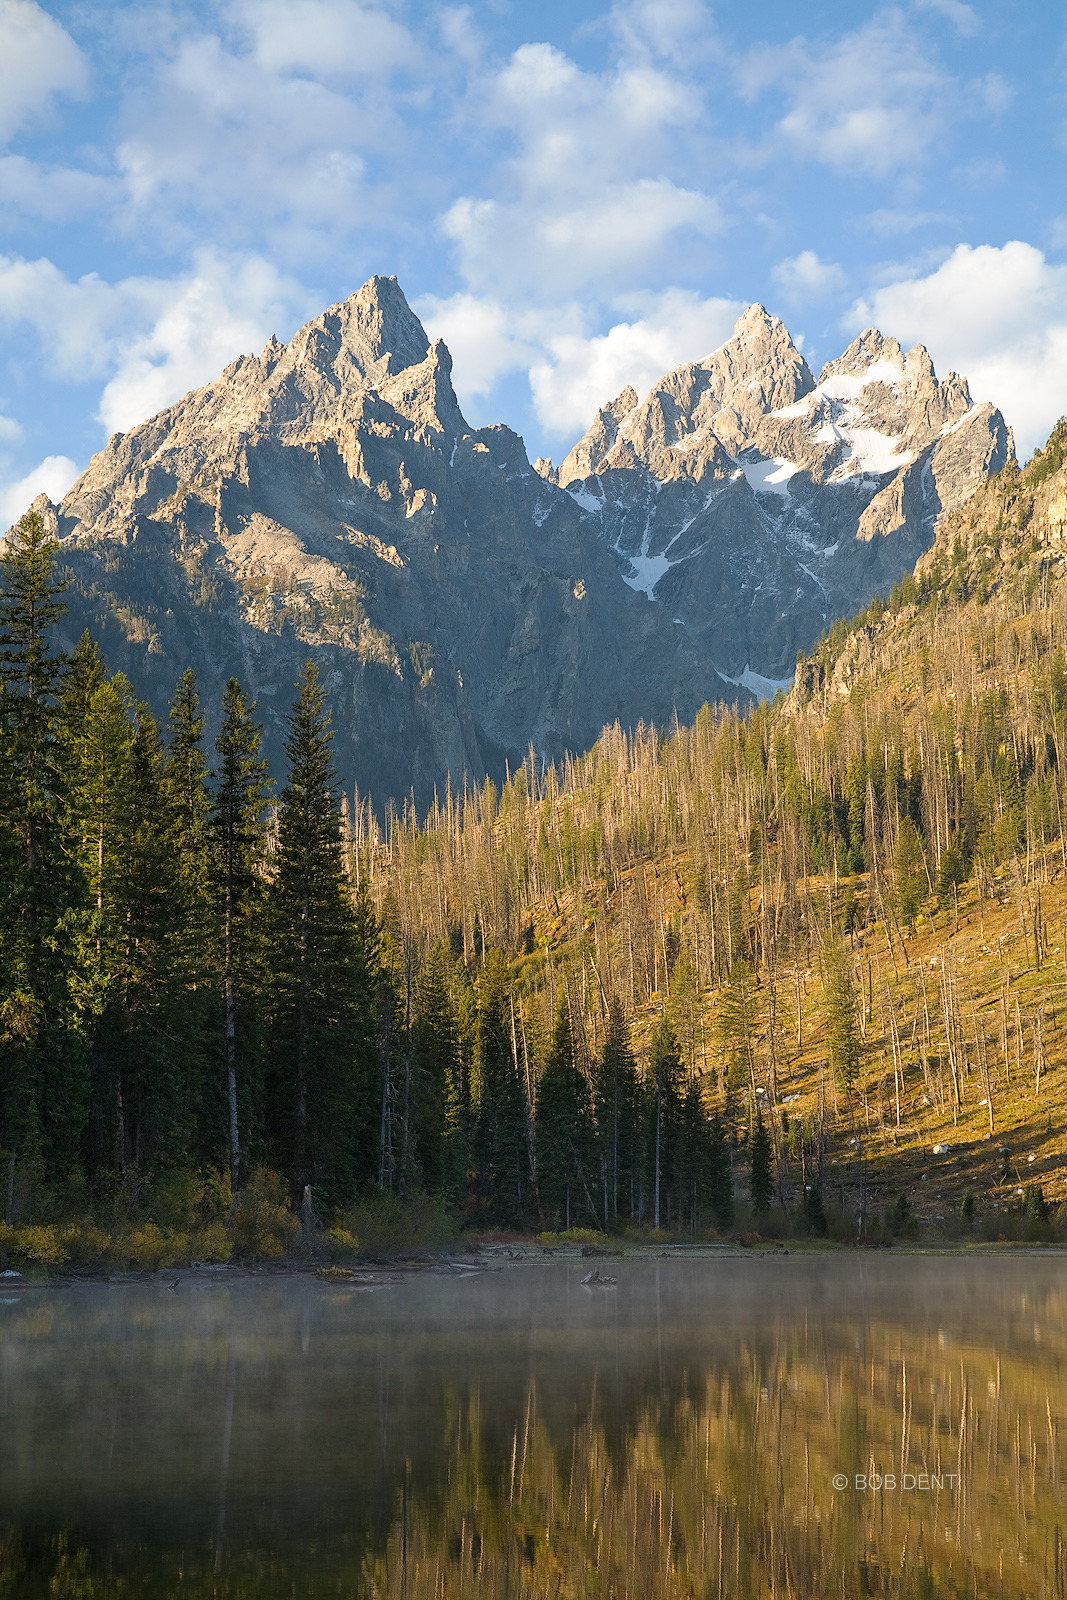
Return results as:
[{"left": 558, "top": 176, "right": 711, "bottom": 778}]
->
[{"left": 742, "top": 457, "right": 799, "bottom": 496}]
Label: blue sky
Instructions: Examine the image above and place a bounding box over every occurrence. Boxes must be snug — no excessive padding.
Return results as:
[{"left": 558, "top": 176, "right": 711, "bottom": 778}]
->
[{"left": 1, "top": 0, "right": 1065, "bottom": 522}]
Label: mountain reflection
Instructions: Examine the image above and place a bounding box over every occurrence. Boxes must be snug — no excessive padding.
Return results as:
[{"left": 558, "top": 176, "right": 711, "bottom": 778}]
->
[{"left": 1, "top": 1257, "right": 1065, "bottom": 1598}]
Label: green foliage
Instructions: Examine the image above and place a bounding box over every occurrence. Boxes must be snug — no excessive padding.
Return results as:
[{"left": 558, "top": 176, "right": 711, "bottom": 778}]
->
[
  {"left": 804, "top": 1184, "right": 828, "bottom": 1237},
  {"left": 824, "top": 941, "right": 860, "bottom": 1096},
  {"left": 265, "top": 660, "right": 378, "bottom": 1208},
  {"left": 749, "top": 1107, "right": 773, "bottom": 1216},
  {"left": 341, "top": 1190, "right": 459, "bottom": 1256},
  {"left": 229, "top": 1168, "right": 299, "bottom": 1258},
  {"left": 535, "top": 989, "right": 600, "bottom": 1230}
]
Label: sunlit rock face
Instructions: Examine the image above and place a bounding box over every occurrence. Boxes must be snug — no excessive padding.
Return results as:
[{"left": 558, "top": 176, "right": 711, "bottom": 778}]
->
[
  {"left": 557, "top": 308, "right": 1012, "bottom": 696},
  {"left": 22, "top": 280, "right": 1010, "bottom": 804}
]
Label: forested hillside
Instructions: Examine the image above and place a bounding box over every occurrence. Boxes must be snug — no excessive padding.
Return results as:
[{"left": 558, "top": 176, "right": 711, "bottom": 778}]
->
[{"left": 3, "top": 419, "right": 1067, "bottom": 1256}]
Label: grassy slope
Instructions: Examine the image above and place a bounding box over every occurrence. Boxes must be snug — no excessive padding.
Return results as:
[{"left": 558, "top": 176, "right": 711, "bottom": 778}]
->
[{"left": 519, "top": 428, "right": 1067, "bottom": 1237}]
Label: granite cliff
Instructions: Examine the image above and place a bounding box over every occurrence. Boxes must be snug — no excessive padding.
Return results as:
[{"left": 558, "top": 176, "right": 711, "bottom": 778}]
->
[{"left": 15, "top": 278, "right": 1012, "bottom": 804}]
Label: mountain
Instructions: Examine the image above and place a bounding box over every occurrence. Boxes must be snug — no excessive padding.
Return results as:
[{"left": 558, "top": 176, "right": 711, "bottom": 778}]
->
[
  {"left": 16, "top": 278, "right": 1011, "bottom": 804},
  {"left": 551, "top": 305, "right": 1013, "bottom": 693}
]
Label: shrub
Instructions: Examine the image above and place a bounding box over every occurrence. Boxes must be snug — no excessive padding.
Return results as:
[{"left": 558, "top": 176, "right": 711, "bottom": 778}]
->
[
  {"left": 326, "top": 1227, "right": 360, "bottom": 1260},
  {"left": 342, "top": 1191, "right": 458, "bottom": 1256},
  {"left": 229, "top": 1169, "right": 298, "bottom": 1258},
  {"left": 6, "top": 1224, "right": 77, "bottom": 1268},
  {"left": 127, "top": 1223, "right": 191, "bottom": 1270}
]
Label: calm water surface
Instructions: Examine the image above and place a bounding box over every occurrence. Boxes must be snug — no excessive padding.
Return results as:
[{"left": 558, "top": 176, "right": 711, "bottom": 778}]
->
[{"left": 1, "top": 1254, "right": 1066, "bottom": 1597}]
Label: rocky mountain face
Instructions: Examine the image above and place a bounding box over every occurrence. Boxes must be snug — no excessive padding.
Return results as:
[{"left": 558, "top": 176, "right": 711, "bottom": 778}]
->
[
  {"left": 549, "top": 305, "right": 1013, "bottom": 696},
  {"left": 19, "top": 279, "right": 1011, "bottom": 806}
]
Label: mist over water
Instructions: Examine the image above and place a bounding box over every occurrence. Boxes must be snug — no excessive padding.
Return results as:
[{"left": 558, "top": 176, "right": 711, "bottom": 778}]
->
[{"left": 1, "top": 1257, "right": 1065, "bottom": 1597}]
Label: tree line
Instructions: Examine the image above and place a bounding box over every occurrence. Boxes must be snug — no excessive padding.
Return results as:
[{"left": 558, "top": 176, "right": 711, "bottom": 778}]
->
[{"left": 0, "top": 511, "right": 737, "bottom": 1232}]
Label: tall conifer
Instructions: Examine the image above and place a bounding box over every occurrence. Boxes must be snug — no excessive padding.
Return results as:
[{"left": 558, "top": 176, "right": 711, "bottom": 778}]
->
[
  {"left": 267, "top": 660, "right": 377, "bottom": 1205},
  {"left": 211, "top": 678, "right": 268, "bottom": 1187}
]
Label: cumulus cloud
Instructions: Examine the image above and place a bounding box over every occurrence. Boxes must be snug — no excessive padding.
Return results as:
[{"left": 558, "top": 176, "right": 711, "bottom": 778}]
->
[
  {"left": 236, "top": 0, "right": 419, "bottom": 80},
  {"left": 529, "top": 289, "right": 744, "bottom": 440},
  {"left": 440, "top": 33, "right": 721, "bottom": 302},
  {"left": 97, "top": 253, "right": 311, "bottom": 433},
  {"left": 771, "top": 251, "right": 847, "bottom": 303},
  {"left": 849, "top": 241, "right": 1067, "bottom": 456},
  {"left": 419, "top": 284, "right": 743, "bottom": 442},
  {"left": 0, "top": 0, "right": 87, "bottom": 144},
  {"left": 0, "top": 248, "right": 309, "bottom": 433},
  {"left": 0, "top": 454, "right": 79, "bottom": 529},
  {"left": 442, "top": 178, "right": 722, "bottom": 303},
  {"left": 736, "top": 13, "right": 952, "bottom": 176},
  {"left": 413, "top": 292, "right": 541, "bottom": 401}
]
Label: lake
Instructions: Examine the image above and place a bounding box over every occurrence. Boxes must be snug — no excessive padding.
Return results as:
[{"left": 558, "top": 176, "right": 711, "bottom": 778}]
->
[{"left": 1, "top": 1253, "right": 1065, "bottom": 1597}]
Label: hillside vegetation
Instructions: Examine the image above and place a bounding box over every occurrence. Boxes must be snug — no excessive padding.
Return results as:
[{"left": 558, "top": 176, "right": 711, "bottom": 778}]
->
[{"left": 3, "top": 422, "right": 1067, "bottom": 1262}]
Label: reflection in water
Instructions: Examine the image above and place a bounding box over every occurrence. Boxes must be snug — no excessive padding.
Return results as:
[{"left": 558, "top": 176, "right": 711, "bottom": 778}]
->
[{"left": 1, "top": 1257, "right": 1066, "bottom": 1597}]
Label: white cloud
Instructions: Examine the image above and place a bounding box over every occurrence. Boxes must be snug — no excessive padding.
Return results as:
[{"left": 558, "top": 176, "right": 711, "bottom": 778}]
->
[
  {"left": 0, "top": 414, "right": 22, "bottom": 444},
  {"left": 0, "top": 0, "right": 87, "bottom": 144},
  {"left": 737, "top": 14, "right": 951, "bottom": 177},
  {"left": 529, "top": 289, "right": 744, "bottom": 440},
  {"left": 442, "top": 178, "right": 722, "bottom": 302},
  {"left": 0, "top": 154, "right": 114, "bottom": 222},
  {"left": 850, "top": 241, "right": 1067, "bottom": 456},
  {"left": 0, "top": 454, "right": 79, "bottom": 528},
  {"left": 419, "top": 284, "right": 744, "bottom": 442},
  {"left": 98, "top": 253, "right": 311, "bottom": 434},
  {"left": 414, "top": 292, "right": 540, "bottom": 401},
  {"left": 0, "top": 248, "right": 309, "bottom": 434},
  {"left": 237, "top": 0, "right": 419, "bottom": 80},
  {"left": 441, "top": 33, "right": 720, "bottom": 301},
  {"left": 771, "top": 251, "right": 847, "bottom": 302}
]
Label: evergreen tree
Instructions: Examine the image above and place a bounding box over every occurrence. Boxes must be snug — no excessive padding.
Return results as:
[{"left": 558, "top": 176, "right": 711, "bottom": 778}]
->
[
  {"left": 645, "top": 1018, "right": 684, "bottom": 1230},
  {"left": 824, "top": 940, "right": 860, "bottom": 1097},
  {"left": 0, "top": 512, "right": 87, "bottom": 1188},
  {"left": 266, "top": 660, "right": 377, "bottom": 1206},
  {"left": 804, "top": 1181, "right": 828, "bottom": 1236},
  {"left": 707, "top": 1111, "right": 734, "bottom": 1229},
  {"left": 676, "top": 1073, "right": 712, "bottom": 1232},
  {"left": 716, "top": 959, "right": 759, "bottom": 1128},
  {"left": 749, "top": 1105, "right": 773, "bottom": 1217},
  {"left": 593, "top": 994, "right": 641, "bottom": 1224},
  {"left": 473, "top": 947, "right": 529, "bottom": 1226},
  {"left": 411, "top": 939, "right": 462, "bottom": 1201},
  {"left": 211, "top": 679, "right": 269, "bottom": 1187},
  {"left": 535, "top": 988, "right": 599, "bottom": 1230}
]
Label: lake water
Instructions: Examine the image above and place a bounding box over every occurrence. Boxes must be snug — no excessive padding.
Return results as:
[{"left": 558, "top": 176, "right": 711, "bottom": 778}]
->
[{"left": 1, "top": 1254, "right": 1065, "bottom": 1598}]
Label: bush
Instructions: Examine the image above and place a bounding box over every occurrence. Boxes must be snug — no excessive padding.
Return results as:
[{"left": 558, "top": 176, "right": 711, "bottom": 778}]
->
[
  {"left": 1, "top": 1223, "right": 76, "bottom": 1268},
  {"left": 342, "top": 1191, "right": 458, "bottom": 1256},
  {"left": 127, "top": 1223, "right": 191, "bottom": 1270},
  {"left": 326, "top": 1227, "right": 360, "bottom": 1260},
  {"left": 230, "top": 1169, "right": 299, "bottom": 1259}
]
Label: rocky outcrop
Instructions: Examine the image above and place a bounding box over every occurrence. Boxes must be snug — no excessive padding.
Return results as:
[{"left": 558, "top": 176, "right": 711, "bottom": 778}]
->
[
  {"left": 557, "top": 314, "right": 1013, "bottom": 686},
  {"left": 12, "top": 281, "right": 1012, "bottom": 806}
]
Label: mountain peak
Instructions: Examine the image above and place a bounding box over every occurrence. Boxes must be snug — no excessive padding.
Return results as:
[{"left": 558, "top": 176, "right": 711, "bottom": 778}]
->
[{"left": 288, "top": 275, "right": 430, "bottom": 390}]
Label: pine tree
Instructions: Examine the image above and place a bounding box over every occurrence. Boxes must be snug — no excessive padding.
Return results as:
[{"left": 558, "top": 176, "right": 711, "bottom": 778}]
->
[
  {"left": 707, "top": 1111, "right": 734, "bottom": 1228},
  {"left": 473, "top": 947, "right": 529, "bottom": 1226},
  {"left": 646, "top": 1018, "right": 684, "bottom": 1230},
  {"left": 411, "top": 939, "right": 462, "bottom": 1200},
  {"left": 824, "top": 939, "right": 860, "bottom": 1096},
  {"left": 749, "top": 1105, "right": 773, "bottom": 1217},
  {"left": 0, "top": 511, "right": 87, "bottom": 1187},
  {"left": 535, "top": 988, "right": 599, "bottom": 1230},
  {"left": 593, "top": 995, "right": 640, "bottom": 1224},
  {"left": 211, "top": 678, "right": 269, "bottom": 1187},
  {"left": 266, "top": 660, "right": 377, "bottom": 1207}
]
